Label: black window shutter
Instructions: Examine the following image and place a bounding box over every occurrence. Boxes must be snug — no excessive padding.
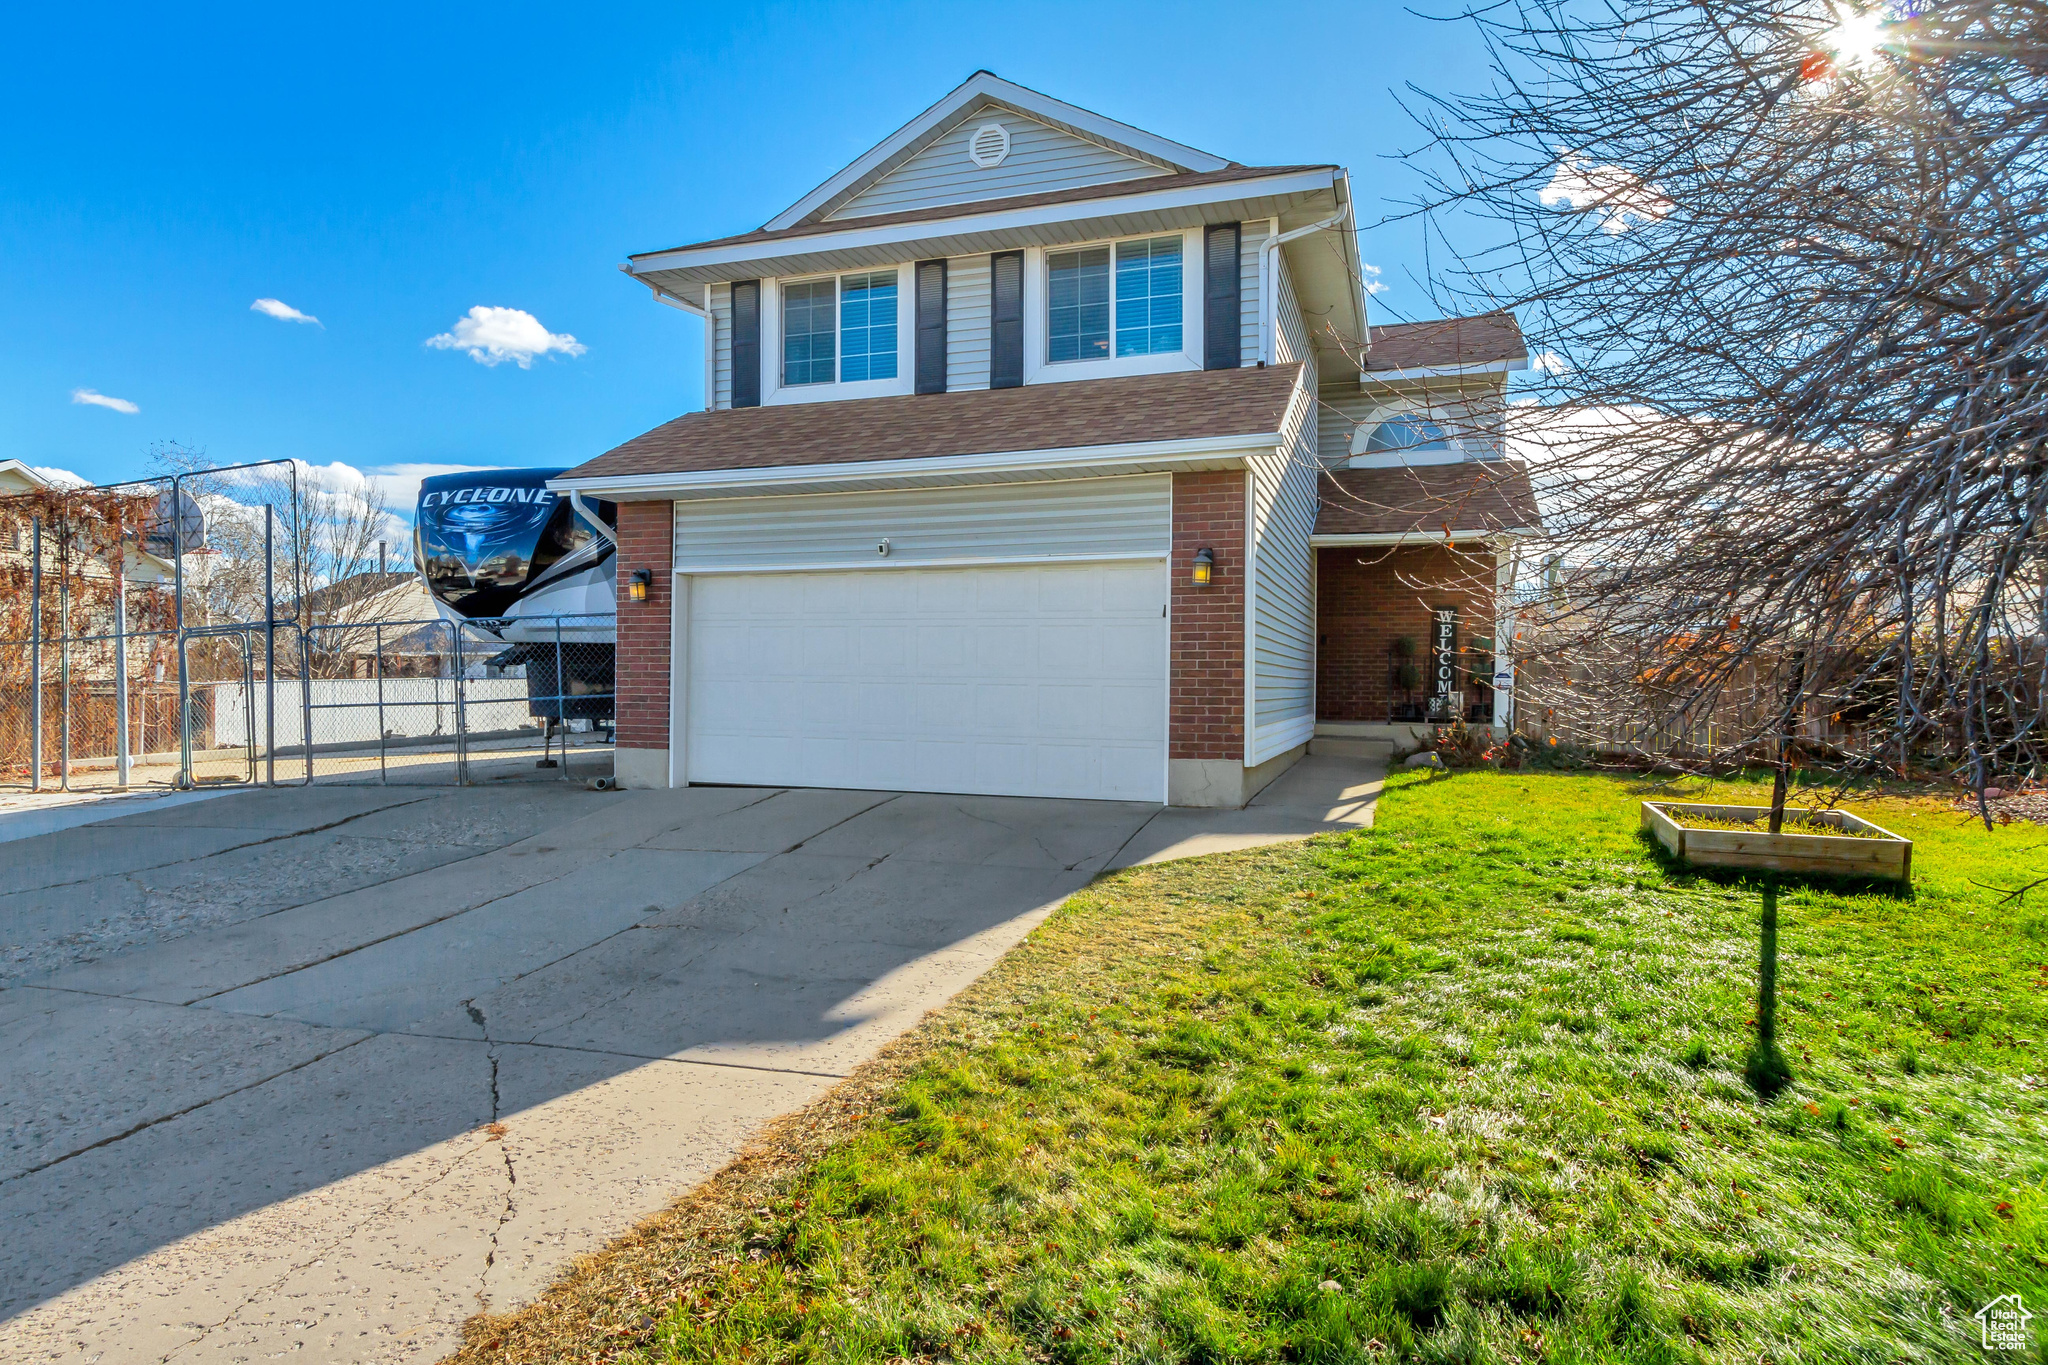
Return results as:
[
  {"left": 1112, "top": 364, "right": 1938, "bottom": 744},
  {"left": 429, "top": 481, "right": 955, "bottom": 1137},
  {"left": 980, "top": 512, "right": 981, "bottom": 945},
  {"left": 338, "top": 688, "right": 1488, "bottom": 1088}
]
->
[
  {"left": 1203, "top": 223, "right": 1242, "bottom": 370},
  {"left": 730, "top": 279, "right": 761, "bottom": 408},
  {"left": 914, "top": 259, "right": 948, "bottom": 394},
  {"left": 989, "top": 250, "right": 1024, "bottom": 389}
]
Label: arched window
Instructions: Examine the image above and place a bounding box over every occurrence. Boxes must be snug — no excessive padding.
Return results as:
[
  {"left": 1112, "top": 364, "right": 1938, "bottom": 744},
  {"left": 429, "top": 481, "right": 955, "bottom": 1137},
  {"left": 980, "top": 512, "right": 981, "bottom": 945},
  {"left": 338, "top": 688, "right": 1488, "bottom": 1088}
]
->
[{"left": 1360, "top": 414, "right": 1453, "bottom": 455}]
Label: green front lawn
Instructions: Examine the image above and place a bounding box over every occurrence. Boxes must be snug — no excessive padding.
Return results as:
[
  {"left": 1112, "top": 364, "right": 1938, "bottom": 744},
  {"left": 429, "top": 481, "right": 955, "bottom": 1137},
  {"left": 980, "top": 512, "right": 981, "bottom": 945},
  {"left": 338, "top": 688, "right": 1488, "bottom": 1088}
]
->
[{"left": 468, "top": 771, "right": 2048, "bottom": 1364}]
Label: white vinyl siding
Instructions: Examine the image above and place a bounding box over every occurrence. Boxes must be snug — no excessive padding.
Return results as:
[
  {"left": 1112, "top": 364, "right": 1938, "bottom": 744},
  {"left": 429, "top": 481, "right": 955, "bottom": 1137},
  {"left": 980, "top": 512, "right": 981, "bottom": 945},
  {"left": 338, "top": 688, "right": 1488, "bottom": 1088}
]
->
[
  {"left": 946, "top": 253, "right": 992, "bottom": 389},
  {"left": 1240, "top": 221, "right": 1268, "bottom": 367},
  {"left": 1316, "top": 383, "right": 1512, "bottom": 467},
  {"left": 710, "top": 282, "right": 732, "bottom": 410},
  {"left": 673, "top": 476, "right": 1171, "bottom": 574},
  {"left": 1248, "top": 370, "right": 1319, "bottom": 762},
  {"left": 1273, "top": 249, "right": 1310, "bottom": 367},
  {"left": 828, "top": 112, "right": 1169, "bottom": 221}
]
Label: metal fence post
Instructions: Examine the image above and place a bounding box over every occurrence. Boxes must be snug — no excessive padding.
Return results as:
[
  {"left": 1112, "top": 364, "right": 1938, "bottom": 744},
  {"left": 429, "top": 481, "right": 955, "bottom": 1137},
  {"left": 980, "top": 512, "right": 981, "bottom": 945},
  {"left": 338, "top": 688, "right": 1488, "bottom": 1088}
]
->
[
  {"left": 375, "top": 622, "right": 387, "bottom": 785},
  {"left": 453, "top": 622, "right": 469, "bottom": 785},
  {"left": 172, "top": 478, "right": 192, "bottom": 789},
  {"left": 301, "top": 626, "right": 315, "bottom": 786},
  {"left": 114, "top": 573, "right": 130, "bottom": 787},
  {"left": 28, "top": 519, "right": 41, "bottom": 793},
  {"left": 264, "top": 506, "right": 276, "bottom": 787},
  {"left": 555, "top": 614, "right": 567, "bottom": 781},
  {"left": 57, "top": 516, "right": 70, "bottom": 791},
  {"left": 240, "top": 632, "right": 258, "bottom": 782}
]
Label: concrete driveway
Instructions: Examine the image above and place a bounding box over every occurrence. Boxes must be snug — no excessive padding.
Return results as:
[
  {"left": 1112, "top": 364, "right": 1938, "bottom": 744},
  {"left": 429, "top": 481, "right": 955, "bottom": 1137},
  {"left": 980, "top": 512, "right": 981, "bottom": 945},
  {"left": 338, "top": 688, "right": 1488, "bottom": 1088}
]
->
[{"left": 0, "top": 759, "right": 1379, "bottom": 1364}]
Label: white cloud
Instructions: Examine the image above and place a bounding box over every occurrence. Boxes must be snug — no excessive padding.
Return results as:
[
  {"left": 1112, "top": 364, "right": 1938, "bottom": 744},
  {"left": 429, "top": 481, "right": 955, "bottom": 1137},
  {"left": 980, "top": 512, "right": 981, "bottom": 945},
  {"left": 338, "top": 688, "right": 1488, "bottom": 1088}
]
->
[
  {"left": 1540, "top": 153, "right": 1673, "bottom": 234},
  {"left": 425, "top": 306, "right": 586, "bottom": 369},
  {"left": 1361, "top": 263, "right": 1387, "bottom": 296},
  {"left": 1529, "top": 349, "right": 1569, "bottom": 375},
  {"left": 251, "top": 297, "right": 322, "bottom": 326},
  {"left": 299, "top": 459, "right": 498, "bottom": 513},
  {"left": 30, "top": 465, "right": 89, "bottom": 487},
  {"left": 71, "top": 387, "right": 139, "bottom": 414}
]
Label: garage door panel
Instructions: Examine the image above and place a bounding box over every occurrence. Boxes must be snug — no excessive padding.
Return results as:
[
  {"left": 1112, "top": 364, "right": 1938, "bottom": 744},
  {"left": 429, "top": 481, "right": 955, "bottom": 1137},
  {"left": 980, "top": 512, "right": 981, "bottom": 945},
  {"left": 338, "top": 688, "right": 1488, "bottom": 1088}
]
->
[
  {"left": 1095, "top": 744, "right": 1165, "bottom": 800},
  {"left": 802, "top": 623, "right": 859, "bottom": 671},
  {"left": 1035, "top": 624, "right": 1098, "bottom": 673},
  {"left": 856, "top": 625, "right": 916, "bottom": 675},
  {"left": 1098, "top": 568, "right": 1162, "bottom": 613},
  {"left": 1034, "top": 565, "right": 1104, "bottom": 612},
  {"left": 972, "top": 683, "right": 1036, "bottom": 735},
  {"left": 974, "top": 572, "right": 1037, "bottom": 613},
  {"left": 1033, "top": 684, "right": 1101, "bottom": 735},
  {"left": 687, "top": 562, "right": 1166, "bottom": 802},
  {"left": 1032, "top": 743, "right": 1095, "bottom": 793},
  {"left": 972, "top": 624, "right": 1033, "bottom": 673},
  {"left": 1102, "top": 683, "right": 1166, "bottom": 732},
  {"left": 1099, "top": 627, "right": 1163, "bottom": 677},
  {"left": 916, "top": 625, "right": 973, "bottom": 674},
  {"left": 748, "top": 625, "right": 805, "bottom": 674},
  {"left": 915, "top": 573, "right": 976, "bottom": 612}
]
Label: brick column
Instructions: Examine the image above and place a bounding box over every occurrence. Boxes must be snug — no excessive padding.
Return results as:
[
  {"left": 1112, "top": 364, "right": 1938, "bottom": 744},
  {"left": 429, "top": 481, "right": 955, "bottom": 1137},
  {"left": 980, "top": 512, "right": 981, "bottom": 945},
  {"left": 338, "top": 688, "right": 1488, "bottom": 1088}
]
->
[
  {"left": 1170, "top": 471, "right": 1246, "bottom": 766},
  {"left": 612, "top": 499, "right": 674, "bottom": 787}
]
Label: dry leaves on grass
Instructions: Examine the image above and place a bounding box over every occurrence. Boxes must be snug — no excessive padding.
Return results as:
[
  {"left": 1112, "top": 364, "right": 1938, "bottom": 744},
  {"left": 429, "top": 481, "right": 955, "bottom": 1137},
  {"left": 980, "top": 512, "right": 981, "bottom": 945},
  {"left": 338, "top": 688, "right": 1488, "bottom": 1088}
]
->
[{"left": 444, "top": 1031, "right": 934, "bottom": 1365}]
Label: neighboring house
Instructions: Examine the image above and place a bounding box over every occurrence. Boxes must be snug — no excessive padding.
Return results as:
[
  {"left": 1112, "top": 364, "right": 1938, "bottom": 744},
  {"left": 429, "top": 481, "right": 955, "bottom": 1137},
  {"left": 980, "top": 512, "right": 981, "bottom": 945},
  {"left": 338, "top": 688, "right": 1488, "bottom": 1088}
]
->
[
  {"left": 0, "top": 459, "right": 177, "bottom": 594},
  {"left": 291, "top": 571, "right": 449, "bottom": 677},
  {"left": 554, "top": 72, "right": 1538, "bottom": 805}
]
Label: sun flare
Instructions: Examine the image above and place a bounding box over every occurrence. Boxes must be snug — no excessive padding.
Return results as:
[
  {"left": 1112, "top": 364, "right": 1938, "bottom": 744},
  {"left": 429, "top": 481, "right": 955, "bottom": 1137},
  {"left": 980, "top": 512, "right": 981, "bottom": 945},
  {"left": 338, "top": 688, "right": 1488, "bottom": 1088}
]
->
[{"left": 1823, "top": 4, "right": 1890, "bottom": 67}]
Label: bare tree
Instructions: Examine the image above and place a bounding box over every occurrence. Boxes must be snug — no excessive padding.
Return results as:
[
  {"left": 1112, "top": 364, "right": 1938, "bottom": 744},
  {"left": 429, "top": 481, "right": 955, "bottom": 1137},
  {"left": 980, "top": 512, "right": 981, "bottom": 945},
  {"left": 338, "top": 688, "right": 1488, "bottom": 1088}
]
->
[{"left": 1397, "top": 0, "right": 2048, "bottom": 1091}]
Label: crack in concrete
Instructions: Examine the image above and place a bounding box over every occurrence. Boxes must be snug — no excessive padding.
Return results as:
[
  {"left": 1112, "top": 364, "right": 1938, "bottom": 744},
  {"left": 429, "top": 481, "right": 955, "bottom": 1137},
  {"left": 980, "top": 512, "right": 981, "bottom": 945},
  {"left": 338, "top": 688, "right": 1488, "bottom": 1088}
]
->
[
  {"left": 781, "top": 793, "right": 901, "bottom": 854},
  {"left": 473, "top": 1022, "right": 519, "bottom": 1310},
  {"left": 0, "top": 1031, "right": 374, "bottom": 1189},
  {"left": 8, "top": 795, "right": 440, "bottom": 896},
  {"left": 391, "top": 1032, "right": 852, "bottom": 1080},
  {"left": 178, "top": 850, "right": 622, "bottom": 1008}
]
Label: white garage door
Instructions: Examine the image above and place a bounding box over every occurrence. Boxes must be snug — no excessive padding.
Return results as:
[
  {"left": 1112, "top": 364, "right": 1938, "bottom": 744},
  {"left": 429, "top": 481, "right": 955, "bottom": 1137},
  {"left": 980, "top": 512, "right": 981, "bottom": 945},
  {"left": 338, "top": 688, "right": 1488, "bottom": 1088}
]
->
[{"left": 684, "top": 561, "right": 1167, "bottom": 802}]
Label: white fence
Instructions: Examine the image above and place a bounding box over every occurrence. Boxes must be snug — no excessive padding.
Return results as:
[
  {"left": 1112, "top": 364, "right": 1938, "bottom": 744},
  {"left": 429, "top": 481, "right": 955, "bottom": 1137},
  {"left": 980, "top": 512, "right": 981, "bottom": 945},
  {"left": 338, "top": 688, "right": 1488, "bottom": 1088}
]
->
[{"left": 212, "top": 678, "right": 540, "bottom": 751}]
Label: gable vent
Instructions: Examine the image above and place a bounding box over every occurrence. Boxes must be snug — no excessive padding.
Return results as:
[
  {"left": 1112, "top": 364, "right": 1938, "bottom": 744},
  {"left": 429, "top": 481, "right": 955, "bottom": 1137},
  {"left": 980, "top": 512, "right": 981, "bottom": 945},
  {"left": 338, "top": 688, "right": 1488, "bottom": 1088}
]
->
[{"left": 966, "top": 123, "right": 1010, "bottom": 169}]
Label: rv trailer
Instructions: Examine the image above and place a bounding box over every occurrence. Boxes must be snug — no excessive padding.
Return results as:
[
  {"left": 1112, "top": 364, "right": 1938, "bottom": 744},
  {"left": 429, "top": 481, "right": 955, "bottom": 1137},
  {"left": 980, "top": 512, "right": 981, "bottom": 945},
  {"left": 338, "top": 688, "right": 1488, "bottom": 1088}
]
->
[{"left": 413, "top": 468, "right": 617, "bottom": 722}]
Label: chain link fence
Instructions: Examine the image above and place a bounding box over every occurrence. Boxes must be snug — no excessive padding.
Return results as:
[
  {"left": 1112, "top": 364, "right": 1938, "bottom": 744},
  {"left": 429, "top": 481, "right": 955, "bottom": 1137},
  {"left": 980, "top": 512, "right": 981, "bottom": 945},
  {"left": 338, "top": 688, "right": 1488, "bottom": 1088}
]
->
[
  {"left": 2, "top": 463, "right": 613, "bottom": 791},
  {"left": 1, "top": 614, "right": 615, "bottom": 790}
]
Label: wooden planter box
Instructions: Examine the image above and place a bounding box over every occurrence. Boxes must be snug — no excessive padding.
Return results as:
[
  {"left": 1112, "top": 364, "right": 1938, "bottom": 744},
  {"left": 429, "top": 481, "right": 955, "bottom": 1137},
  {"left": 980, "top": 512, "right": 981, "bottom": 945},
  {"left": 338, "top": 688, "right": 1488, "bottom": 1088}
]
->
[{"left": 1640, "top": 802, "right": 1912, "bottom": 883}]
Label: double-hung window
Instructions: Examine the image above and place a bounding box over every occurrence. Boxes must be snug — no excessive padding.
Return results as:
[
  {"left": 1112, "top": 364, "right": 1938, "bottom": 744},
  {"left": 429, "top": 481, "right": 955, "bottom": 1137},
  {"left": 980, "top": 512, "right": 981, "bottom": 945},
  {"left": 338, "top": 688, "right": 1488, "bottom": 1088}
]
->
[
  {"left": 1046, "top": 235, "right": 1183, "bottom": 364},
  {"left": 781, "top": 271, "right": 899, "bottom": 386}
]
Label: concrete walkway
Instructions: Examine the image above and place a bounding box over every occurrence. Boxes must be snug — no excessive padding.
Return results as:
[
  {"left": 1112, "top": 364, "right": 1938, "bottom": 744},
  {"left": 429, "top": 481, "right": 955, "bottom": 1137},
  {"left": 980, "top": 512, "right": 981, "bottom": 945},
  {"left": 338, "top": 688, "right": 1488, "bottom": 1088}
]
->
[{"left": 0, "top": 752, "right": 1383, "bottom": 1364}]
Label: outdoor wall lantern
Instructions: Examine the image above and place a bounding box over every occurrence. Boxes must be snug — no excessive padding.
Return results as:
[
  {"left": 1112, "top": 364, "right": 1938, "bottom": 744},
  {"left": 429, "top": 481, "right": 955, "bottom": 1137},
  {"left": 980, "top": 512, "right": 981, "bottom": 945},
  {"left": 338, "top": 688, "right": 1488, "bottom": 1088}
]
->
[
  {"left": 1191, "top": 548, "right": 1215, "bottom": 587},
  {"left": 629, "top": 568, "right": 653, "bottom": 603}
]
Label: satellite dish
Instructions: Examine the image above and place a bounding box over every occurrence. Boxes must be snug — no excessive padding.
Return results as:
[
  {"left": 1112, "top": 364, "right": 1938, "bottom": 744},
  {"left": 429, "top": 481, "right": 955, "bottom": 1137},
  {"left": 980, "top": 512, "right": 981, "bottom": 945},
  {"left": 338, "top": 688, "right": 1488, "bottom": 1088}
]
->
[{"left": 144, "top": 489, "right": 206, "bottom": 555}]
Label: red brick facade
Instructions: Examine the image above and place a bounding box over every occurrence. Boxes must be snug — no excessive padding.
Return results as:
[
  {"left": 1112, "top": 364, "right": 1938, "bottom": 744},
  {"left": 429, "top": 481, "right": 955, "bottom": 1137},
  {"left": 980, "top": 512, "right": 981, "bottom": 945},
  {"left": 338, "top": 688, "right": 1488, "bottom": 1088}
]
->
[
  {"left": 613, "top": 500, "right": 674, "bottom": 754},
  {"left": 1170, "top": 471, "right": 1246, "bottom": 761},
  {"left": 1316, "top": 544, "right": 1498, "bottom": 723},
  {"left": 609, "top": 481, "right": 1263, "bottom": 772}
]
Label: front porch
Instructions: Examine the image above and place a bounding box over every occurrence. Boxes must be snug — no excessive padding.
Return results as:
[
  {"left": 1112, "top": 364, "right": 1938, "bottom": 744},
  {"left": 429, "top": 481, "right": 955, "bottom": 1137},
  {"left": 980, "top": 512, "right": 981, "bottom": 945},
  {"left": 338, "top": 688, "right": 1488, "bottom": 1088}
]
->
[{"left": 1311, "top": 463, "right": 1538, "bottom": 741}]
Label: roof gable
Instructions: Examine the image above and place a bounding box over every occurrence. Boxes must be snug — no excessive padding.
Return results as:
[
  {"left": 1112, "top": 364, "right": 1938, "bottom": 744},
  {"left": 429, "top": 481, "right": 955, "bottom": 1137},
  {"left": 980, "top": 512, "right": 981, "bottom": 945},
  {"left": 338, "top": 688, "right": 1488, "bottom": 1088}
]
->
[
  {"left": 765, "top": 71, "right": 1230, "bottom": 231},
  {"left": 826, "top": 104, "right": 1170, "bottom": 222}
]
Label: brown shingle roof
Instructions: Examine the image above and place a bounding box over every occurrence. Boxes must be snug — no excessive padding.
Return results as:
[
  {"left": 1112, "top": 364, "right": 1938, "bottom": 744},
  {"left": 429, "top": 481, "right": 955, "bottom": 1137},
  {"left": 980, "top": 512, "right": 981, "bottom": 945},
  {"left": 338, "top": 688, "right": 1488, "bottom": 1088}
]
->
[
  {"left": 1316, "top": 462, "right": 1540, "bottom": 537},
  {"left": 561, "top": 364, "right": 1305, "bottom": 483},
  {"left": 1364, "top": 312, "right": 1525, "bottom": 373},
  {"left": 628, "top": 166, "right": 1332, "bottom": 261}
]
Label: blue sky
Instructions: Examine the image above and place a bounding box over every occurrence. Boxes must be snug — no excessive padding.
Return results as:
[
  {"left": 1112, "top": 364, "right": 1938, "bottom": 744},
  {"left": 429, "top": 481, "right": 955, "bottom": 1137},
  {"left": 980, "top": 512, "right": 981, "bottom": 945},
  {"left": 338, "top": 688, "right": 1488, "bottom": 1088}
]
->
[{"left": 0, "top": 0, "right": 1500, "bottom": 497}]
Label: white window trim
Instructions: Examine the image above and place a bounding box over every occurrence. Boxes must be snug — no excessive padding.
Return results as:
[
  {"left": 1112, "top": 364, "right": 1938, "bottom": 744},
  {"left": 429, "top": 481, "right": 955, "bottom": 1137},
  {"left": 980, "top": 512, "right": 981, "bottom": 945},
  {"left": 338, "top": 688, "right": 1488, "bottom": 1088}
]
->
[
  {"left": 763, "top": 265, "right": 915, "bottom": 405},
  {"left": 1023, "top": 231, "right": 1201, "bottom": 387},
  {"left": 1346, "top": 401, "right": 1472, "bottom": 468}
]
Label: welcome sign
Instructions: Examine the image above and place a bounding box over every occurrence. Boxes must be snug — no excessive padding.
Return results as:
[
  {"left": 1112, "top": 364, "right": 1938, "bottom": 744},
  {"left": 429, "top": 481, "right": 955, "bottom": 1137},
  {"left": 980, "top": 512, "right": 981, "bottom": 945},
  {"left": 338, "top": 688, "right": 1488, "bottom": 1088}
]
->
[{"left": 1429, "top": 606, "right": 1462, "bottom": 720}]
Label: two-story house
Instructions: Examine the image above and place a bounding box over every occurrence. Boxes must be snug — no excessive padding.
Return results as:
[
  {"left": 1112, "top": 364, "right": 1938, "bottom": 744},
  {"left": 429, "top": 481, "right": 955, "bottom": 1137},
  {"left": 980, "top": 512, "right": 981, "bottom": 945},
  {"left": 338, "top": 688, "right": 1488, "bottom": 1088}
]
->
[{"left": 553, "top": 73, "right": 1537, "bottom": 805}]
